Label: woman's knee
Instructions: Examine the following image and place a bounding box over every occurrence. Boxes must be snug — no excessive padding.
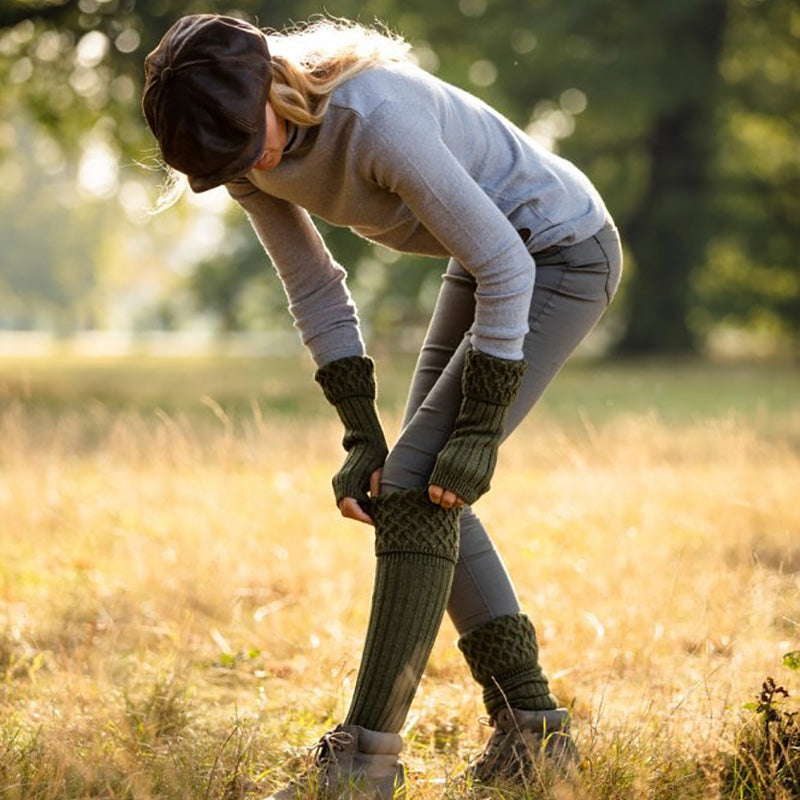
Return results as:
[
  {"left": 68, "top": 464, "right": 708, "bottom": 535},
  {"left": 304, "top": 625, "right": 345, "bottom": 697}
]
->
[{"left": 380, "top": 442, "right": 433, "bottom": 494}]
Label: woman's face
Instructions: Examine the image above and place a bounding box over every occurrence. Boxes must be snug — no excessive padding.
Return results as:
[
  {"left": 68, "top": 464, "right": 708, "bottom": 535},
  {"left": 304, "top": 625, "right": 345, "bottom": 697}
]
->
[{"left": 253, "top": 102, "right": 287, "bottom": 171}]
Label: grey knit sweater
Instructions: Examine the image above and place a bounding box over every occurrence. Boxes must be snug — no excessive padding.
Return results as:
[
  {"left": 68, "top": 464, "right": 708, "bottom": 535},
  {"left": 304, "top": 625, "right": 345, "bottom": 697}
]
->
[{"left": 226, "top": 61, "right": 609, "bottom": 365}]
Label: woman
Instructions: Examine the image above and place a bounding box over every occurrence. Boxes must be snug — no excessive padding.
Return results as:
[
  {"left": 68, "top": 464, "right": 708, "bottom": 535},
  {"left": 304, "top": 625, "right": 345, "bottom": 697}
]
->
[{"left": 142, "top": 13, "right": 622, "bottom": 799}]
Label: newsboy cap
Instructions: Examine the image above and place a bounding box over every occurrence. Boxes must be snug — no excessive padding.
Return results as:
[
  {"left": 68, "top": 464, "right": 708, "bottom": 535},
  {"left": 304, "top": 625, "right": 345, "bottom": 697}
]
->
[{"left": 142, "top": 14, "right": 273, "bottom": 192}]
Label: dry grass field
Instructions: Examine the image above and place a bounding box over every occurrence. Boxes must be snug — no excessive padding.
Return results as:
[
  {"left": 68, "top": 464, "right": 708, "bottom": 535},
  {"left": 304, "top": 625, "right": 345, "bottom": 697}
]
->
[{"left": 0, "top": 356, "right": 798, "bottom": 799}]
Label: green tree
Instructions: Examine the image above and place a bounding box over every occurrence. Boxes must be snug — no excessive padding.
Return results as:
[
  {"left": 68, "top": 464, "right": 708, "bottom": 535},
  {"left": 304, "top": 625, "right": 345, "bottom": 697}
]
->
[
  {"left": 0, "top": 122, "right": 114, "bottom": 331},
  {"left": 1, "top": 0, "right": 797, "bottom": 353},
  {"left": 512, "top": 0, "right": 798, "bottom": 354},
  {"left": 696, "top": 0, "right": 800, "bottom": 344}
]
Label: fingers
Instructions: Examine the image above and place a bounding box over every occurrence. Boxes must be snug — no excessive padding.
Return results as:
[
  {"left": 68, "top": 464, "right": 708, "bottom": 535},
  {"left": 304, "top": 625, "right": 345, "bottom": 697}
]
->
[
  {"left": 428, "top": 485, "right": 465, "bottom": 510},
  {"left": 428, "top": 485, "right": 443, "bottom": 505},
  {"left": 338, "top": 497, "right": 374, "bottom": 526},
  {"left": 370, "top": 467, "right": 383, "bottom": 498},
  {"left": 337, "top": 470, "right": 382, "bottom": 527}
]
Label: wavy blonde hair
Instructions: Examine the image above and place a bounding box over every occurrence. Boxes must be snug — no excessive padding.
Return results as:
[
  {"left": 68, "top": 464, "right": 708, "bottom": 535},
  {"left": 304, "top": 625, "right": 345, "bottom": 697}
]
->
[
  {"left": 153, "top": 17, "right": 409, "bottom": 210},
  {"left": 267, "top": 18, "right": 411, "bottom": 126}
]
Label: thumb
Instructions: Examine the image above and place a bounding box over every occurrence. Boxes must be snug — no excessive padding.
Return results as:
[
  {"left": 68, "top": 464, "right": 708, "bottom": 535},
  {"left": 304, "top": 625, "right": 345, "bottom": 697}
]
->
[{"left": 370, "top": 467, "right": 383, "bottom": 497}]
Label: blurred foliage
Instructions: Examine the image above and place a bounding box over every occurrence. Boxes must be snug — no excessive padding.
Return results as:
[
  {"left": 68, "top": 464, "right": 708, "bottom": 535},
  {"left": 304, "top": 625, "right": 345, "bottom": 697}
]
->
[
  {"left": 0, "top": 0, "right": 797, "bottom": 354},
  {"left": 2, "top": 354, "right": 798, "bottom": 430}
]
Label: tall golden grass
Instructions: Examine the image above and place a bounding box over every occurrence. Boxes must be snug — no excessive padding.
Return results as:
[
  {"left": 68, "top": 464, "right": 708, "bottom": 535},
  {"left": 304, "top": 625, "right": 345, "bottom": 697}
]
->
[{"left": 0, "top": 378, "right": 798, "bottom": 799}]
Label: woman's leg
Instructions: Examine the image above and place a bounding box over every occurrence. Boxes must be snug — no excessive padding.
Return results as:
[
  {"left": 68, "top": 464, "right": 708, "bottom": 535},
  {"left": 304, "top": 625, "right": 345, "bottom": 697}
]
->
[
  {"left": 384, "top": 259, "right": 523, "bottom": 631},
  {"left": 341, "top": 261, "right": 475, "bottom": 733},
  {"left": 380, "top": 222, "right": 623, "bottom": 717},
  {"left": 342, "top": 486, "right": 461, "bottom": 732}
]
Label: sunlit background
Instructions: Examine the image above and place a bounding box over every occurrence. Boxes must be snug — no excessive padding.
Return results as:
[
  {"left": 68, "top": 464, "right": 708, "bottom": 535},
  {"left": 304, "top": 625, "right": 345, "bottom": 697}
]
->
[
  {"left": 0, "top": 0, "right": 797, "bottom": 358},
  {"left": 1, "top": 4, "right": 799, "bottom": 798}
]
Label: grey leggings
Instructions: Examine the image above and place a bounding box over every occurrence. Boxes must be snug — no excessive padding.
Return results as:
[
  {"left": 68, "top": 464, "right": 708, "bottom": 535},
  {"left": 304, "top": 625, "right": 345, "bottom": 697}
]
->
[{"left": 381, "top": 221, "right": 623, "bottom": 635}]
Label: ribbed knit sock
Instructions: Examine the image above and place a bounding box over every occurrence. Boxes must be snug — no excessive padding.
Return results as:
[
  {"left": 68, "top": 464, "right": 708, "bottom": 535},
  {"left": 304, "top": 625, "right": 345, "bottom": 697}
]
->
[
  {"left": 458, "top": 613, "right": 558, "bottom": 717},
  {"left": 344, "top": 488, "right": 461, "bottom": 733}
]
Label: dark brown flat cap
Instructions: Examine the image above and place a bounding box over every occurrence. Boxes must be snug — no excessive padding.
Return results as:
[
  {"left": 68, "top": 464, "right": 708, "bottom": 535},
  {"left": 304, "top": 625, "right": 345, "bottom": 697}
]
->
[{"left": 142, "top": 14, "right": 272, "bottom": 192}]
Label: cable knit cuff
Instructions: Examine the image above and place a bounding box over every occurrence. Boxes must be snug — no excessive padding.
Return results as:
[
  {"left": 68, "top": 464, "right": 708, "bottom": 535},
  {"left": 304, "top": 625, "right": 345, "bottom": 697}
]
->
[
  {"left": 371, "top": 488, "right": 461, "bottom": 563},
  {"left": 458, "top": 614, "right": 556, "bottom": 716},
  {"left": 458, "top": 613, "right": 539, "bottom": 685},
  {"left": 461, "top": 348, "right": 526, "bottom": 405},
  {"left": 315, "top": 355, "right": 377, "bottom": 404}
]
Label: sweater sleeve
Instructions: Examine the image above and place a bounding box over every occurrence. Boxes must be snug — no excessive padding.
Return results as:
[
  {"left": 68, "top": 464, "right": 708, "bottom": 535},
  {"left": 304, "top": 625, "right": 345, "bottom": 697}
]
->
[
  {"left": 363, "top": 101, "right": 535, "bottom": 360},
  {"left": 226, "top": 178, "right": 365, "bottom": 367}
]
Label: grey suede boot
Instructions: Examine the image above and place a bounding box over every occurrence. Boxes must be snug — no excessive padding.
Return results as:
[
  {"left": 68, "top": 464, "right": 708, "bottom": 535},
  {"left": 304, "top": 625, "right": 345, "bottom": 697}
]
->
[
  {"left": 265, "top": 725, "right": 405, "bottom": 800},
  {"left": 464, "top": 707, "right": 579, "bottom": 786}
]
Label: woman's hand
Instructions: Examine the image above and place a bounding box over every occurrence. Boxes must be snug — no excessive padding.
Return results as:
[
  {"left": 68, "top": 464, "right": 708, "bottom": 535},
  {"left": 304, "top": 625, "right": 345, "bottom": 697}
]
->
[
  {"left": 428, "top": 485, "right": 465, "bottom": 510},
  {"left": 338, "top": 468, "right": 383, "bottom": 525}
]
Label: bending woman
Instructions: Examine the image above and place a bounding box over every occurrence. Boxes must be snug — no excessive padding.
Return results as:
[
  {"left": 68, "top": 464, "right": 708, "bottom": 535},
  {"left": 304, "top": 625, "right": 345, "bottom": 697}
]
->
[{"left": 142, "top": 14, "right": 622, "bottom": 799}]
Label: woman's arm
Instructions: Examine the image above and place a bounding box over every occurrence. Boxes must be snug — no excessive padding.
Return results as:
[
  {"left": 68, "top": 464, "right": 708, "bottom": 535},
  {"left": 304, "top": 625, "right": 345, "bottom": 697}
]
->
[
  {"left": 226, "top": 179, "right": 387, "bottom": 520},
  {"left": 226, "top": 177, "right": 365, "bottom": 367},
  {"left": 362, "top": 100, "right": 535, "bottom": 362},
  {"left": 358, "top": 107, "right": 533, "bottom": 505}
]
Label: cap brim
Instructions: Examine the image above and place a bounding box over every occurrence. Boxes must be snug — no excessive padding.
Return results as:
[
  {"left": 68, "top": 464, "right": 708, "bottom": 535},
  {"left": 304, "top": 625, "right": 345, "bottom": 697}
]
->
[{"left": 187, "top": 113, "right": 266, "bottom": 192}]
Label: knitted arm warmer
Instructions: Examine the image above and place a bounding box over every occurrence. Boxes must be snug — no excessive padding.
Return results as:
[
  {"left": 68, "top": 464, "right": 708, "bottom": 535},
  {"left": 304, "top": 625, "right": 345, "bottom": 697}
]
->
[
  {"left": 315, "top": 356, "right": 389, "bottom": 506},
  {"left": 428, "top": 348, "right": 526, "bottom": 505}
]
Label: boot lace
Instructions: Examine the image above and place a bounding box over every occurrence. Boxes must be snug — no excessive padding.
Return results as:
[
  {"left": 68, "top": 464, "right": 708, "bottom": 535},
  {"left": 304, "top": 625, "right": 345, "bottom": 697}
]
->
[
  {"left": 470, "top": 713, "right": 542, "bottom": 781},
  {"left": 307, "top": 728, "right": 355, "bottom": 768},
  {"left": 471, "top": 716, "right": 506, "bottom": 772}
]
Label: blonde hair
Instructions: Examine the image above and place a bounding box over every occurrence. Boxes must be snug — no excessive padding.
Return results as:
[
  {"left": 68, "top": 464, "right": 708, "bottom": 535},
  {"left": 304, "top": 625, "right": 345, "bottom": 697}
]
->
[
  {"left": 153, "top": 17, "right": 409, "bottom": 210},
  {"left": 267, "top": 18, "right": 412, "bottom": 126}
]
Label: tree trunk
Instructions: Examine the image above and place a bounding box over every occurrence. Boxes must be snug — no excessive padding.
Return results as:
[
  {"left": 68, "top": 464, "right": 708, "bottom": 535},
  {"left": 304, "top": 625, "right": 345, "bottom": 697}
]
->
[{"left": 617, "top": 0, "right": 729, "bottom": 355}]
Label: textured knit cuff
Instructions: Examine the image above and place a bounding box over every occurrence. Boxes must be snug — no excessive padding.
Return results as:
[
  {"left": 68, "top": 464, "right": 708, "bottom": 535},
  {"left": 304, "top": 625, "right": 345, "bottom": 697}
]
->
[
  {"left": 459, "top": 613, "right": 555, "bottom": 716},
  {"left": 315, "top": 356, "right": 388, "bottom": 505},
  {"left": 458, "top": 613, "right": 539, "bottom": 685},
  {"left": 428, "top": 348, "right": 526, "bottom": 505},
  {"left": 315, "top": 355, "right": 377, "bottom": 405},
  {"left": 371, "top": 488, "right": 461, "bottom": 563},
  {"left": 460, "top": 348, "right": 527, "bottom": 405}
]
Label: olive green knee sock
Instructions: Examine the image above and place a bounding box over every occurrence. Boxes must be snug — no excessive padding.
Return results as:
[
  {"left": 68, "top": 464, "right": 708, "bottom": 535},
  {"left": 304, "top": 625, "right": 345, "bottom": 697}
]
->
[
  {"left": 458, "top": 613, "right": 558, "bottom": 717},
  {"left": 344, "top": 488, "right": 461, "bottom": 733}
]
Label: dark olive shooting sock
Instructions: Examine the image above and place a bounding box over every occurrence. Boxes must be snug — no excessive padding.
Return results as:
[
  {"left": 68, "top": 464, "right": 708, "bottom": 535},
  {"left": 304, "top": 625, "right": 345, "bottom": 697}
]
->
[
  {"left": 344, "top": 488, "right": 461, "bottom": 732},
  {"left": 458, "top": 613, "right": 558, "bottom": 717}
]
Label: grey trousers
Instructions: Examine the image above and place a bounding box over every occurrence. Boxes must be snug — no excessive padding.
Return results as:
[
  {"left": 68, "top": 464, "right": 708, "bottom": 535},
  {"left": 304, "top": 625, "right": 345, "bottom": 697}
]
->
[{"left": 381, "top": 221, "right": 623, "bottom": 634}]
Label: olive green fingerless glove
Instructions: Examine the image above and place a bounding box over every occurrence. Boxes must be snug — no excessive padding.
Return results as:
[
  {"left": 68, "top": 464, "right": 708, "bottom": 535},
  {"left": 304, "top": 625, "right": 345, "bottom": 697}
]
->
[
  {"left": 428, "top": 348, "right": 526, "bottom": 505},
  {"left": 315, "top": 356, "right": 389, "bottom": 506}
]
